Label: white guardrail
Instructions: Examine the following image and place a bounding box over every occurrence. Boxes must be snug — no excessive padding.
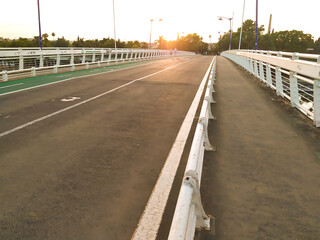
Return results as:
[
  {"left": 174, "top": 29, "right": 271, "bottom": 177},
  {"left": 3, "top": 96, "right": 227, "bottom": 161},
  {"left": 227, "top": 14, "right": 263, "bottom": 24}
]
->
[
  {"left": 222, "top": 50, "right": 320, "bottom": 127},
  {"left": 0, "top": 47, "right": 194, "bottom": 81},
  {"left": 168, "top": 57, "right": 217, "bottom": 239}
]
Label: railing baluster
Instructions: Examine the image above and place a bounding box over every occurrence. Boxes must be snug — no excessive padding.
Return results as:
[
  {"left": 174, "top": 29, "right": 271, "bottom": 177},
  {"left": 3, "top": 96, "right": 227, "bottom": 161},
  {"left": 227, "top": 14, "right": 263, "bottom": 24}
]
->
[{"left": 314, "top": 79, "right": 320, "bottom": 127}]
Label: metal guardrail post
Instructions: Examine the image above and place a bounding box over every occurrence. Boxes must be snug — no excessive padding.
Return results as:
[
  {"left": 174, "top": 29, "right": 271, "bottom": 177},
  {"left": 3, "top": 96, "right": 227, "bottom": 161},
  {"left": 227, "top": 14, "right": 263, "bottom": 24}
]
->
[
  {"left": 266, "top": 64, "right": 272, "bottom": 87},
  {"left": 39, "top": 54, "right": 44, "bottom": 68},
  {"left": 86, "top": 62, "right": 89, "bottom": 69},
  {"left": 246, "top": 58, "right": 250, "bottom": 72},
  {"left": 259, "top": 61, "right": 264, "bottom": 82},
  {"left": 108, "top": 50, "right": 112, "bottom": 64},
  {"left": 168, "top": 57, "right": 216, "bottom": 239},
  {"left": 92, "top": 48, "right": 96, "bottom": 63},
  {"left": 70, "top": 49, "right": 74, "bottom": 65},
  {"left": 254, "top": 60, "right": 259, "bottom": 77},
  {"left": 98, "top": 61, "right": 101, "bottom": 67},
  {"left": 82, "top": 48, "right": 86, "bottom": 64},
  {"left": 289, "top": 72, "right": 299, "bottom": 108},
  {"left": 314, "top": 79, "right": 320, "bottom": 127},
  {"left": 134, "top": 51, "right": 137, "bottom": 61},
  {"left": 31, "top": 67, "right": 36, "bottom": 77},
  {"left": 56, "top": 48, "right": 61, "bottom": 66},
  {"left": 0, "top": 48, "right": 195, "bottom": 82},
  {"left": 120, "top": 50, "right": 124, "bottom": 61},
  {"left": 2, "top": 70, "right": 8, "bottom": 82},
  {"left": 19, "top": 48, "right": 24, "bottom": 70},
  {"left": 249, "top": 59, "right": 254, "bottom": 74},
  {"left": 222, "top": 50, "right": 320, "bottom": 127},
  {"left": 275, "top": 67, "right": 284, "bottom": 96},
  {"left": 101, "top": 50, "right": 104, "bottom": 62},
  {"left": 53, "top": 65, "right": 58, "bottom": 73}
]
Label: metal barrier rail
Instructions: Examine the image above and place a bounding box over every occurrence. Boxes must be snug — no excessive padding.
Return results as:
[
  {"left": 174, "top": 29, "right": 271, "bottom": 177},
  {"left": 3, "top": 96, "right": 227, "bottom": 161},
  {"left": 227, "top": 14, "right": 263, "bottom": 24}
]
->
[
  {"left": 0, "top": 48, "right": 194, "bottom": 81},
  {"left": 168, "top": 56, "right": 217, "bottom": 240},
  {"left": 222, "top": 50, "right": 320, "bottom": 127}
]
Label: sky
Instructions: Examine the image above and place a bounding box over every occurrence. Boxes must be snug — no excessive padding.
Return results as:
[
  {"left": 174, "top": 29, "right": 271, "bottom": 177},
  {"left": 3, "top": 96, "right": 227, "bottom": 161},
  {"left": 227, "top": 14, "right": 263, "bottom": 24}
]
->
[{"left": 0, "top": 0, "right": 319, "bottom": 44}]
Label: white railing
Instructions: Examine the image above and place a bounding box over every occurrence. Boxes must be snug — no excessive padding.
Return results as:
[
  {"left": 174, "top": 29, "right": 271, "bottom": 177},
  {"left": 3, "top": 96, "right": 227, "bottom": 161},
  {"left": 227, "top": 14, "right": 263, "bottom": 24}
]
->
[
  {"left": 0, "top": 48, "right": 194, "bottom": 81},
  {"left": 168, "top": 57, "right": 217, "bottom": 239},
  {"left": 222, "top": 50, "right": 320, "bottom": 127}
]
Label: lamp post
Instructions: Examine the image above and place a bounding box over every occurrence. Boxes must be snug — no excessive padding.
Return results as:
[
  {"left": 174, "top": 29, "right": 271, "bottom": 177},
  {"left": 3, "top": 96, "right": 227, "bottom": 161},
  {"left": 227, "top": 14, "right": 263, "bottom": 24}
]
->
[
  {"left": 37, "top": 0, "right": 42, "bottom": 49},
  {"left": 255, "top": 0, "right": 258, "bottom": 50},
  {"left": 218, "top": 14, "right": 233, "bottom": 50},
  {"left": 112, "top": 0, "right": 117, "bottom": 49},
  {"left": 149, "top": 18, "right": 162, "bottom": 49},
  {"left": 239, "top": 0, "right": 246, "bottom": 49}
]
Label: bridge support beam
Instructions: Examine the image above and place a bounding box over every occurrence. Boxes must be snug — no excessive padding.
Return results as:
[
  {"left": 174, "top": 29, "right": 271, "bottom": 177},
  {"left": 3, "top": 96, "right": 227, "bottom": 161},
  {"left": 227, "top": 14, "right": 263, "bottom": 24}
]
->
[{"left": 314, "top": 79, "right": 320, "bottom": 127}]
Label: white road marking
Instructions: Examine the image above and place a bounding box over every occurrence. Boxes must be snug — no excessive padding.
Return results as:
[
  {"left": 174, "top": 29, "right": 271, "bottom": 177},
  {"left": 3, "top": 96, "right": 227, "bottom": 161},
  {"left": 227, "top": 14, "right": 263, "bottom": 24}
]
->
[
  {"left": 0, "top": 59, "right": 195, "bottom": 138},
  {"left": 0, "top": 57, "right": 195, "bottom": 97},
  {"left": 0, "top": 83, "right": 24, "bottom": 89},
  {"left": 60, "top": 96, "right": 81, "bottom": 102},
  {"left": 131, "top": 58, "right": 214, "bottom": 240}
]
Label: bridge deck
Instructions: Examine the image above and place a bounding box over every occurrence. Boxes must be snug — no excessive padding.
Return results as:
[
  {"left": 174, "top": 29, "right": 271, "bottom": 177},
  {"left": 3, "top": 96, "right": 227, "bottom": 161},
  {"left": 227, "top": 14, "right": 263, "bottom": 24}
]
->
[{"left": 202, "top": 56, "right": 320, "bottom": 239}]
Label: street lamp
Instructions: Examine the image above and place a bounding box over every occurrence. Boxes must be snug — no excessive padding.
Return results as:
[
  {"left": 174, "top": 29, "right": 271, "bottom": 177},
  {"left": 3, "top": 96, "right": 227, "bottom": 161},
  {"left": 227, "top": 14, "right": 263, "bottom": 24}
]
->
[
  {"left": 112, "top": 0, "right": 117, "bottom": 49},
  {"left": 149, "top": 18, "right": 162, "bottom": 49},
  {"left": 37, "top": 0, "right": 42, "bottom": 49},
  {"left": 239, "top": 0, "right": 246, "bottom": 49},
  {"left": 218, "top": 13, "right": 234, "bottom": 50},
  {"left": 255, "top": 0, "right": 258, "bottom": 50}
]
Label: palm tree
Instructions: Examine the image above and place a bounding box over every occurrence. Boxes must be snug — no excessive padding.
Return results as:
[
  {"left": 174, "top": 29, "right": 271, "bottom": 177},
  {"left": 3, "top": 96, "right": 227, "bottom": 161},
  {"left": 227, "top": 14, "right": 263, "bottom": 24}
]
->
[
  {"left": 156, "top": 36, "right": 166, "bottom": 49},
  {"left": 51, "top": 32, "right": 55, "bottom": 42}
]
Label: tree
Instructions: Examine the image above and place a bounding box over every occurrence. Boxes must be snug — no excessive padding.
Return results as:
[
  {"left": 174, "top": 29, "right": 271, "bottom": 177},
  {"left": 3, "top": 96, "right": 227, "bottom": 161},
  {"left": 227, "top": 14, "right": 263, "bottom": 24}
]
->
[
  {"left": 156, "top": 36, "right": 167, "bottom": 49},
  {"left": 314, "top": 38, "right": 320, "bottom": 54},
  {"left": 52, "top": 32, "right": 56, "bottom": 42},
  {"left": 272, "top": 30, "right": 314, "bottom": 52},
  {"left": 54, "top": 37, "right": 70, "bottom": 47}
]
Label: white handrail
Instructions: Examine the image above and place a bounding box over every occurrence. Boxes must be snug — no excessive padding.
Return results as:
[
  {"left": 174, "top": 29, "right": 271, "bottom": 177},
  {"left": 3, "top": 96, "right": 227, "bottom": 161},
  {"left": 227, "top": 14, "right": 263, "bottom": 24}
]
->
[
  {"left": 0, "top": 48, "right": 195, "bottom": 81},
  {"left": 222, "top": 50, "right": 320, "bottom": 127},
  {"left": 168, "top": 56, "right": 217, "bottom": 240}
]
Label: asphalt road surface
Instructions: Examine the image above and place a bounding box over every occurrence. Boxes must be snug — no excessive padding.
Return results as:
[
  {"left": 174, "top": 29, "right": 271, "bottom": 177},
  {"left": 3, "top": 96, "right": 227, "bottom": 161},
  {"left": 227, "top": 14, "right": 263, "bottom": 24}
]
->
[{"left": 0, "top": 56, "right": 213, "bottom": 240}]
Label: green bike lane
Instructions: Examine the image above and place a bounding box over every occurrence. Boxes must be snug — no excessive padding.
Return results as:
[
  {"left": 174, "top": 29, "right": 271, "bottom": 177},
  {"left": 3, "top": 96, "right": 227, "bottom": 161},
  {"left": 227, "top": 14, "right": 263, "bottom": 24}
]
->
[{"left": 0, "top": 58, "right": 174, "bottom": 96}]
